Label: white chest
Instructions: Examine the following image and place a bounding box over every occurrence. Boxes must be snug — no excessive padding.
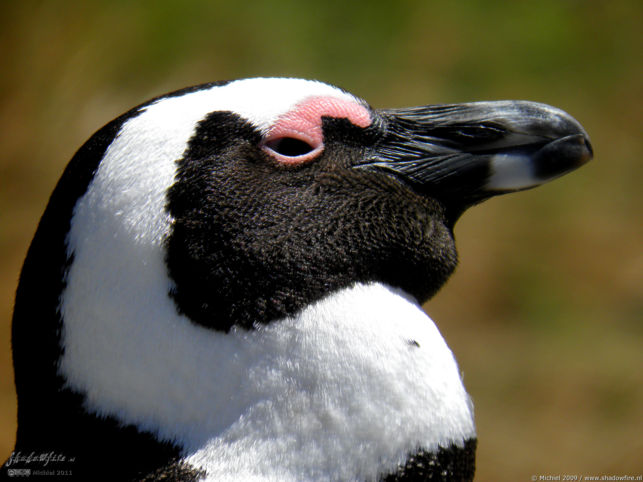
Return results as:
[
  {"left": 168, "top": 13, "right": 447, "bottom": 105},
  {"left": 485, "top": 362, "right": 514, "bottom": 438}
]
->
[{"left": 60, "top": 275, "right": 474, "bottom": 481}]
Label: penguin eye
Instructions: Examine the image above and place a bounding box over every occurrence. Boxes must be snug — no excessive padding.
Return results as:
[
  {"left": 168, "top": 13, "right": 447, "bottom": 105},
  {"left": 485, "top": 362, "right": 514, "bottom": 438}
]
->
[
  {"left": 261, "top": 135, "right": 324, "bottom": 165},
  {"left": 264, "top": 137, "right": 316, "bottom": 157},
  {"left": 260, "top": 95, "right": 371, "bottom": 165}
]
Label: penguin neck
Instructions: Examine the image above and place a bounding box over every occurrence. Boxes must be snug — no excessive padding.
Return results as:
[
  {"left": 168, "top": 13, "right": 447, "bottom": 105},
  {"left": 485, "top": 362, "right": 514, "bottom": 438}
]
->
[{"left": 58, "top": 278, "right": 475, "bottom": 479}]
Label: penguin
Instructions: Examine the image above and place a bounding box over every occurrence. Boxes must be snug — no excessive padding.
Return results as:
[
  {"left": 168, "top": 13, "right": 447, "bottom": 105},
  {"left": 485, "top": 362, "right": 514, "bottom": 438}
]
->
[{"left": 2, "top": 78, "right": 592, "bottom": 481}]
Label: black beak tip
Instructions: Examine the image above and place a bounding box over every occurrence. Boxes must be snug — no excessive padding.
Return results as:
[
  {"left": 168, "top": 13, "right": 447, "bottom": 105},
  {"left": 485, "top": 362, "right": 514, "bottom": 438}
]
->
[
  {"left": 532, "top": 132, "right": 593, "bottom": 182},
  {"left": 580, "top": 134, "right": 594, "bottom": 163}
]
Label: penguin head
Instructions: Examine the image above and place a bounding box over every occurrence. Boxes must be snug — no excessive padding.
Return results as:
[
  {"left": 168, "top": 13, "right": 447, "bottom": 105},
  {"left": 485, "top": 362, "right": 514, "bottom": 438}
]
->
[
  {"left": 10, "top": 77, "right": 591, "bottom": 476},
  {"left": 158, "top": 78, "right": 592, "bottom": 331}
]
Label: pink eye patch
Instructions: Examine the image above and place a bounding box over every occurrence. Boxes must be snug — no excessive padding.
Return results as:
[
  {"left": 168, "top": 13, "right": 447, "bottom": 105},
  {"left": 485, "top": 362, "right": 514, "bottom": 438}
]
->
[{"left": 262, "top": 96, "right": 372, "bottom": 165}]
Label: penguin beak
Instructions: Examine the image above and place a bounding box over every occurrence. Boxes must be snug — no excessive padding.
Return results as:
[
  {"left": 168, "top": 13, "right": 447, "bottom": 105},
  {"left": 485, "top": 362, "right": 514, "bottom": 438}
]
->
[{"left": 359, "top": 101, "right": 593, "bottom": 213}]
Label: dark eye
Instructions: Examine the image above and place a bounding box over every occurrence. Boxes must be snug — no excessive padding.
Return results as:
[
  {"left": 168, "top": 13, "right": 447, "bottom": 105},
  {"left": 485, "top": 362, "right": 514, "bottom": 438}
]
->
[
  {"left": 262, "top": 135, "right": 323, "bottom": 165},
  {"left": 264, "top": 137, "right": 315, "bottom": 157}
]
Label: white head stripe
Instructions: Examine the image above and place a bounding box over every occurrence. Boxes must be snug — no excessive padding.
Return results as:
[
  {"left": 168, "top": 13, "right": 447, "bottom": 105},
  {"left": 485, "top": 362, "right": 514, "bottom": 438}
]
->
[{"left": 144, "top": 77, "right": 365, "bottom": 136}]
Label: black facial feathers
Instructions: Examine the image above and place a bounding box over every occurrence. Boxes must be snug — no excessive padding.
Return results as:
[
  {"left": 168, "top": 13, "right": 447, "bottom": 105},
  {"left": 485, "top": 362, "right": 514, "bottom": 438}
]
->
[{"left": 165, "top": 113, "right": 458, "bottom": 331}]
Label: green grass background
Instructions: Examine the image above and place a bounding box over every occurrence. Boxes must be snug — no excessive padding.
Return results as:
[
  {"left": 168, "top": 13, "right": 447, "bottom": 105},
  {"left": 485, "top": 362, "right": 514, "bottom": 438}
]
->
[{"left": 1, "top": 1, "right": 641, "bottom": 479}]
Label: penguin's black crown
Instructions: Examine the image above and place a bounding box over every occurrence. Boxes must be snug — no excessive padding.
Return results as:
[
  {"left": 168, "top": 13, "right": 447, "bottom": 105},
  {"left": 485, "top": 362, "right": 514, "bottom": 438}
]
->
[{"left": 5, "top": 78, "right": 591, "bottom": 481}]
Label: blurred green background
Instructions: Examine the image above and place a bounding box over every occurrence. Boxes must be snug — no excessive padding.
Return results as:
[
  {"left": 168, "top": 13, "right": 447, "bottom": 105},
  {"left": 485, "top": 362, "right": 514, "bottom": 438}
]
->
[{"left": 1, "top": 1, "right": 641, "bottom": 479}]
